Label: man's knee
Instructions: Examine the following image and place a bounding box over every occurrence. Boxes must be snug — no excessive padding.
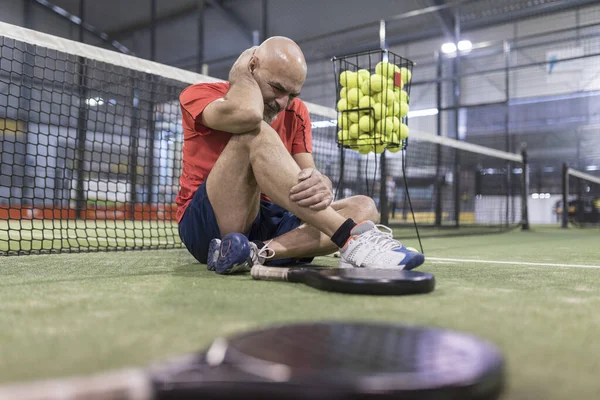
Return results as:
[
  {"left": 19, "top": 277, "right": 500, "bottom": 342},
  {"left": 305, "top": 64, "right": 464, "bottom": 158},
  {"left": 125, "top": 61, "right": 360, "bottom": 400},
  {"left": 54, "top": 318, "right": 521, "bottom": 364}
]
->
[
  {"left": 347, "top": 195, "right": 380, "bottom": 223},
  {"left": 226, "top": 129, "right": 260, "bottom": 150}
]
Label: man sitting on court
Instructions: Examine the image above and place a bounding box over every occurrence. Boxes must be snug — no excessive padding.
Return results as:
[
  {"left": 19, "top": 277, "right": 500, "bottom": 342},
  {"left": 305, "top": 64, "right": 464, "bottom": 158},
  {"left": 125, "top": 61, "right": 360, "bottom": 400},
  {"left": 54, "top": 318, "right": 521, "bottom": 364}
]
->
[{"left": 176, "top": 36, "right": 424, "bottom": 274}]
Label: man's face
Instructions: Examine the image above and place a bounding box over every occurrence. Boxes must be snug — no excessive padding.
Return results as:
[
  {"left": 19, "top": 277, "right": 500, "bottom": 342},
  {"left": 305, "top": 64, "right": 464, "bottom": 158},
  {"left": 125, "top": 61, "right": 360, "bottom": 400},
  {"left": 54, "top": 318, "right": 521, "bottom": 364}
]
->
[{"left": 252, "top": 65, "right": 304, "bottom": 123}]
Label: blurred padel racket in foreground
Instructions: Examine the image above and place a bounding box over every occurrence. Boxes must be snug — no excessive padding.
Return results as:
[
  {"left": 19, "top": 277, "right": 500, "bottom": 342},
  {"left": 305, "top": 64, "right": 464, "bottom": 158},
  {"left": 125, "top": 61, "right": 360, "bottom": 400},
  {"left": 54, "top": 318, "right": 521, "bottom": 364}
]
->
[
  {"left": 251, "top": 266, "right": 435, "bottom": 295},
  {"left": 0, "top": 322, "right": 504, "bottom": 400}
]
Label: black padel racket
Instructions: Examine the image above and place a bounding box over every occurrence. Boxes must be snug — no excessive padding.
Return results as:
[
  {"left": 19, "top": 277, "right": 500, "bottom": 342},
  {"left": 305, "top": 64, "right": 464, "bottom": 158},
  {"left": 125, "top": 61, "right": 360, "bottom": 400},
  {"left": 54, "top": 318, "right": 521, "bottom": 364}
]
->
[
  {"left": 0, "top": 322, "right": 504, "bottom": 400},
  {"left": 251, "top": 265, "right": 435, "bottom": 295}
]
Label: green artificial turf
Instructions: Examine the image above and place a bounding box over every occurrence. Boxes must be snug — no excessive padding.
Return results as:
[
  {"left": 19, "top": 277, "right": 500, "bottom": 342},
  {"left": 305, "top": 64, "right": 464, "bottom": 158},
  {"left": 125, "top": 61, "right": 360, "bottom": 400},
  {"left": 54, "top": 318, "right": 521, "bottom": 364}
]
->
[{"left": 0, "top": 226, "right": 599, "bottom": 399}]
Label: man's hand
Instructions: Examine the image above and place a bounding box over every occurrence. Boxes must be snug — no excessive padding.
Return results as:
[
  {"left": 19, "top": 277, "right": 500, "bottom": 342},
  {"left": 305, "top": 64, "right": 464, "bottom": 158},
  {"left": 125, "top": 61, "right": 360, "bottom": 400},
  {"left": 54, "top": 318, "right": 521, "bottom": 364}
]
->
[
  {"left": 228, "top": 46, "right": 258, "bottom": 85},
  {"left": 289, "top": 168, "right": 333, "bottom": 211}
]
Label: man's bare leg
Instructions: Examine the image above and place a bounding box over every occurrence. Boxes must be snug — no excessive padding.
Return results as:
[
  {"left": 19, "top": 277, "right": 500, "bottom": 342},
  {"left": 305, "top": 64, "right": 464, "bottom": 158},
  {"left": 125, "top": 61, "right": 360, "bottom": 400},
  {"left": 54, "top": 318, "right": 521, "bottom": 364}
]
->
[
  {"left": 206, "top": 121, "right": 348, "bottom": 238},
  {"left": 266, "top": 196, "right": 380, "bottom": 260}
]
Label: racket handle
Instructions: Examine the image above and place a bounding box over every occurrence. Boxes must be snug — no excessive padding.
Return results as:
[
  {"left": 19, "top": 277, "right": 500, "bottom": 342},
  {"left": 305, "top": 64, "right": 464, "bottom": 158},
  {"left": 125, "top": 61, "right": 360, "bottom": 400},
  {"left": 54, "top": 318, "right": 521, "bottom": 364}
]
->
[
  {"left": 251, "top": 265, "right": 290, "bottom": 281},
  {"left": 0, "top": 369, "right": 152, "bottom": 400}
]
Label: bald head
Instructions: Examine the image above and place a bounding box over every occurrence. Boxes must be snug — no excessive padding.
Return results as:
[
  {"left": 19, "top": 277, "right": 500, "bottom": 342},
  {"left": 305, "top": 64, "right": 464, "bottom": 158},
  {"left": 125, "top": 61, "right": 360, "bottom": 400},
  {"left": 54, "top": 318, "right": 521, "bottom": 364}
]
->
[
  {"left": 250, "top": 36, "right": 307, "bottom": 122},
  {"left": 255, "top": 36, "right": 307, "bottom": 81}
]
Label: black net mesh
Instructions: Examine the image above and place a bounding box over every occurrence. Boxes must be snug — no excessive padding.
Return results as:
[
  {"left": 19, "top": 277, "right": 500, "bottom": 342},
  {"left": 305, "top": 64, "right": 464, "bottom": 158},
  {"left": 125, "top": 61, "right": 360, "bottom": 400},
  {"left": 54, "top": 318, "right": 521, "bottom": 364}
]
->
[
  {"left": 0, "top": 32, "right": 347, "bottom": 255},
  {"left": 0, "top": 36, "right": 189, "bottom": 254},
  {"left": 0, "top": 26, "right": 528, "bottom": 255}
]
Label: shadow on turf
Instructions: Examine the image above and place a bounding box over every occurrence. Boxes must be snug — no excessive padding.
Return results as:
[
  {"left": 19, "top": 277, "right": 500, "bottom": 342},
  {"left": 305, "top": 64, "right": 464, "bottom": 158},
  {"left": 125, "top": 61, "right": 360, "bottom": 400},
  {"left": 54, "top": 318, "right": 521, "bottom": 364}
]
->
[{"left": 171, "top": 263, "right": 336, "bottom": 278}]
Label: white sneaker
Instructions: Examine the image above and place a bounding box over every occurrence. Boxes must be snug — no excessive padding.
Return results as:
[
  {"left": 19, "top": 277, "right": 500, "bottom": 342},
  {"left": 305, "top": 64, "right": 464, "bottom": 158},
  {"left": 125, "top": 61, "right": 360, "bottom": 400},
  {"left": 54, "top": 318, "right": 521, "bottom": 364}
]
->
[{"left": 338, "top": 221, "right": 425, "bottom": 270}]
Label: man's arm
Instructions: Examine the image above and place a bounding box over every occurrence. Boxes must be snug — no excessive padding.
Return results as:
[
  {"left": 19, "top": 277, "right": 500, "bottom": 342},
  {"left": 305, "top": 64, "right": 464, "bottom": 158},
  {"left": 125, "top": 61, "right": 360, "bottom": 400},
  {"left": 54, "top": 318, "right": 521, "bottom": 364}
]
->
[
  {"left": 290, "top": 153, "right": 334, "bottom": 211},
  {"left": 201, "top": 47, "right": 264, "bottom": 134}
]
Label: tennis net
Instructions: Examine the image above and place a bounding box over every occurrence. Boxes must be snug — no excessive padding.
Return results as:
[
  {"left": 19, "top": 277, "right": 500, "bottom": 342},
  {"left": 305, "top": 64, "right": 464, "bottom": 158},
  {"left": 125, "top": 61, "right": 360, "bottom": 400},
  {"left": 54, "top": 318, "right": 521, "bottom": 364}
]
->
[{"left": 0, "top": 22, "right": 528, "bottom": 255}]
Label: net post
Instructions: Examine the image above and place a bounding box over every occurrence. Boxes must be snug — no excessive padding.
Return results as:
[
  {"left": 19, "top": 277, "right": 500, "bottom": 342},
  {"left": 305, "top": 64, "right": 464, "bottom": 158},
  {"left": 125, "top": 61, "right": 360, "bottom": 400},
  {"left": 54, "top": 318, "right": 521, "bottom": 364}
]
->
[
  {"left": 338, "top": 146, "right": 345, "bottom": 201},
  {"left": 452, "top": 7, "right": 461, "bottom": 229},
  {"left": 562, "top": 163, "right": 569, "bottom": 229},
  {"left": 331, "top": 57, "right": 345, "bottom": 201},
  {"left": 434, "top": 51, "right": 443, "bottom": 227},
  {"left": 380, "top": 152, "right": 389, "bottom": 226},
  {"left": 575, "top": 130, "right": 584, "bottom": 225},
  {"left": 378, "top": 23, "right": 389, "bottom": 226},
  {"left": 145, "top": 76, "right": 157, "bottom": 205},
  {"left": 73, "top": 0, "right": 89, "bottom": 220},
  {"left": 74, "top": 59, "right": 89, "bottom": 220},
  {"left": 146, "top": 0, "right": 158, "bottom": 206},
  {"left": 19, "top": 41, "right": 35, "bottom": 210},
  {"left": 504, "top": 40, "right": 511, "bottom": 228},
  {"left": 453, "top": 160, "right": 461, "bottom": 228},
  {"left": 520, "top": 149, "right": 530, "bottom": 230},
  {"left": 128, "top": 83, "right": 141, "bottom": 220}
]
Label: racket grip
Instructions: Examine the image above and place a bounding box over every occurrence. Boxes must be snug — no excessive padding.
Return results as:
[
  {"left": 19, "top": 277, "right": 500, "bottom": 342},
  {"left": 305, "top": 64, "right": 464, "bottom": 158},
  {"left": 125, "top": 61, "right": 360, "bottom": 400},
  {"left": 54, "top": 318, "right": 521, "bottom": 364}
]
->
[
  {"left": 251, "top": 265, "right": 290, "bottom": 281},
  {"left": 0, "top": 369, "right": 152, "bottom": 400}
]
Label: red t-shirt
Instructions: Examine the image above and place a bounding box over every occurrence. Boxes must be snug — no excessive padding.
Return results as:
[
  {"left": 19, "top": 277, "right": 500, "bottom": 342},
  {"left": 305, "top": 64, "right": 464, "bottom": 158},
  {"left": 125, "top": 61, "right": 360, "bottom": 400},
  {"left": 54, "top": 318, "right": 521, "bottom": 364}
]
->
[{"left": 175, "top": 82, "right": 313, "bottom": 222}]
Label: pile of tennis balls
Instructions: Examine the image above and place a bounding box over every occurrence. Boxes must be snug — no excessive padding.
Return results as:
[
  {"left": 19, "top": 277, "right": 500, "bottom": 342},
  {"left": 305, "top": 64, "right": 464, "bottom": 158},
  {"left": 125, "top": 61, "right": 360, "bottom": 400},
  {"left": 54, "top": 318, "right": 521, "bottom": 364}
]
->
[{"left": 337, "top": 61, "right": 411, "bottom": 154}]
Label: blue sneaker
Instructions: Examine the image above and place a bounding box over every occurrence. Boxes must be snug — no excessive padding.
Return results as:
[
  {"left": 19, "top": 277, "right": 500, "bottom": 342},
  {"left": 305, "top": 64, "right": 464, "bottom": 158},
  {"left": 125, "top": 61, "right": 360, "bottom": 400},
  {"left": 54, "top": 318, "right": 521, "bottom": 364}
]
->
[
  {"left": 338, "top": 221, "right": 425, "bottom": 270},
  {"left": 207, "top": 233, "right": 274, "bottom": 274}
]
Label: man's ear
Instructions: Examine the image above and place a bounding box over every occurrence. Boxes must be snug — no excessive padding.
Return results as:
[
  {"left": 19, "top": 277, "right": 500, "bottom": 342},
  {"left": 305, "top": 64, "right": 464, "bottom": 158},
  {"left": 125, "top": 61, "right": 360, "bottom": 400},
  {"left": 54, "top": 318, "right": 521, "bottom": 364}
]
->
[{"left": 249, "top": 56, "right": 258, "bottom": 72}]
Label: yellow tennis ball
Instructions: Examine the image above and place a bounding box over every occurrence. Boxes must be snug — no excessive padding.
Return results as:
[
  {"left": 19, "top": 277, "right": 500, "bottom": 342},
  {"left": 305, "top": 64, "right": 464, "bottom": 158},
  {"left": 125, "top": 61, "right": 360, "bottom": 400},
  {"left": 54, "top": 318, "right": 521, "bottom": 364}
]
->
[
  {"left": 372, "top": 103, "right": 387, "bottom": 120},
  {"left": 339, "top": 71, "right": 351, "bottom": 87},
  {"left": 387, "top": 101, "right": 399, "bottom": 117},
  {"left": 340, "top": 71, "right": 360, "bottom": 88},
  {"left": 398, "top": 123, "right": 409, "bottom": 139},
  {"left": 374, "top": 142, "right": 387, "bottom": 154},
  {"left": 386, "top": 128, "right": 396, "bottom": 143},
  {"left": 390, "top": 116, "right": 401, "bottom": 133},
  {"left": 398, "top": 90, "right": 409, "bottom": 103},
  {"left": 359, "top": 115, "right": 375, "bottom": 133},
  {"left": 369, "top": 74, "right": 386, "bottom": 93},
  {"left": 356, "top": 136, "right": 373, "bottom": 154},
  {"left": 346, "top": 88, "right": 362, "bottom": 105},
  {"left": 399, "top": 101, "right": 409, "bottom": 117},
  {"left": 340, "top": 87, "right": 348, "bottom": 99},
  {"left": 375, "top": 61, "right": 396, "bottom": 79},
  {"left": 358, "top": 95, "right": 375, "bottom": 109},
  {"left": 357, "top": 69, "right": 371, "bottom": 82},
  {"left": 387, "top": 101, "right": 409, "bottom": 118},
  {"left": 360, "top": 79, "right": 372, "bottom": 96},
  {"left": 337, "top": 98, "right": 348, "bottom": 112},
  {"left": 399, "top": 67, "right": 411, "bottom": 84},
  {"left": 345, "top": 139, "right": 358, "bottom": 148},
  {"left": 338, "top": 114, "right": 351, "bottom": 130},
  {"left": 376, "top": 117, "right": 394, "bottom": 135},
  {"left": 388, "top": 132, "right": 401, "bottom": 152},
  {"left": 358, "top": 145, "right": 371, "bottom": 154},
  {"left": 379, "top": 88, "right": 396, "bottom": 106},
  {"left": 349, "top": 123, "right": 360, "bottom": 139},
  {"left": 337, "top": 130, "right": 350, "bottom": 142},
  {"left": 347, "top": 109, "right": 361, "bottom": 123}
]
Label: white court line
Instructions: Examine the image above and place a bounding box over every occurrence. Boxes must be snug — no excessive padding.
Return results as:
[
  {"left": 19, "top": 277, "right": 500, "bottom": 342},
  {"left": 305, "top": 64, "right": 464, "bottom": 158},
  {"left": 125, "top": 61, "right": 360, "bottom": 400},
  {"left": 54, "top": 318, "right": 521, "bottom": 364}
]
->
[{"left": 428, "top": 257, "right": 600, "bottom": 269}]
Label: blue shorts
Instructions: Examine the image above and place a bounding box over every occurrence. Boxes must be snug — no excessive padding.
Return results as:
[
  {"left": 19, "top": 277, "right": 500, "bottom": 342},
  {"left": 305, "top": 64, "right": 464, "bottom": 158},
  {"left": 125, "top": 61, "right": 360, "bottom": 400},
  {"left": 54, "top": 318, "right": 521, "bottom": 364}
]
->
[{"left": 178, "top": 182, "right": 314, "bottom": 266}]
